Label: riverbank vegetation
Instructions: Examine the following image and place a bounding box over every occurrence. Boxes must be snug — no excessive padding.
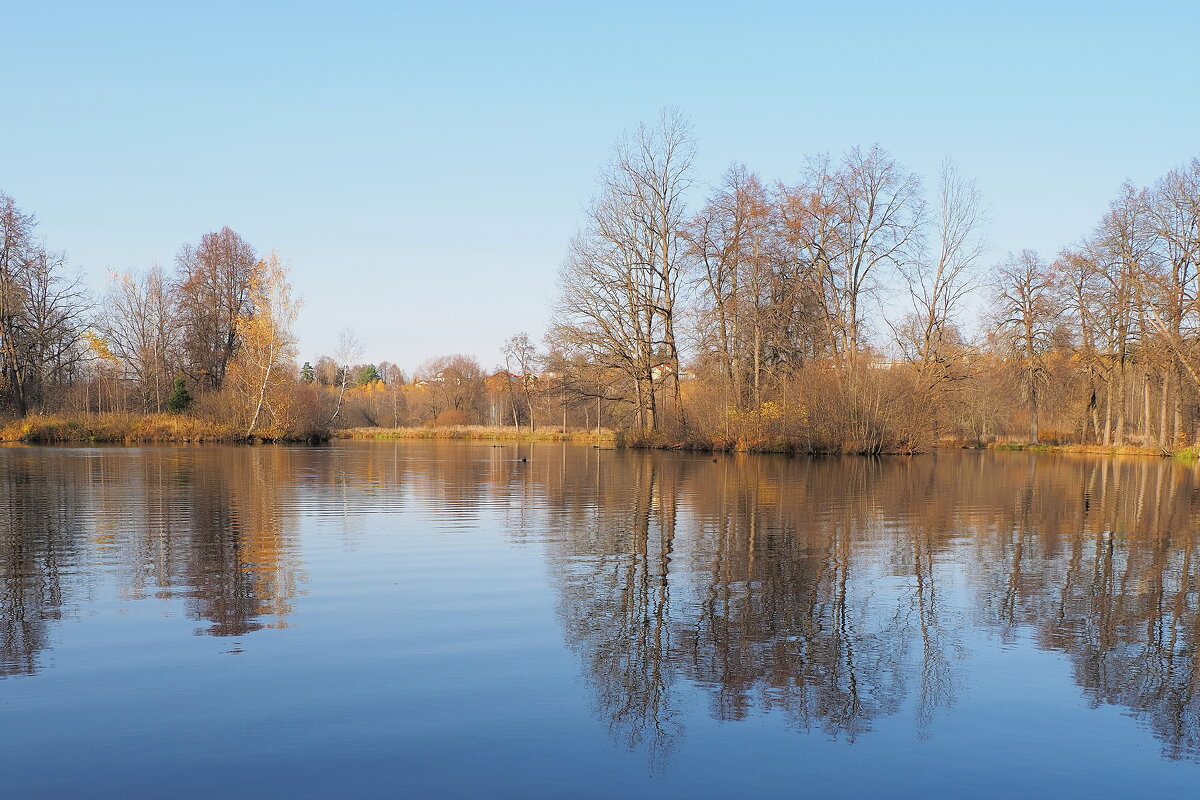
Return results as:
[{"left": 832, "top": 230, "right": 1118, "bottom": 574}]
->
[
  {"left": 0, "top": 413, "right": 240, "bottom": 443},
  {"left": 533, "top": 111, "right": 1200, "bottom": 454},
  {"left": 336, "top": 425, "right": 615, "bottom": 445},
  {"left": 4, "top": 110, "right": 1200, "bottom": 452},
  {"left": 0, "top": 203, "right": 322, "bottom": 441}
]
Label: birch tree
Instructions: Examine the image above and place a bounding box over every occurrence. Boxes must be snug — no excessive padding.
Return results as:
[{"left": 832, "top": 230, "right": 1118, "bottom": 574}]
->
[
  {"left": 228, "top": 253, "right": 300, "bottom": 439},
  {"left": 328, "top": 327, "right": 362, "bottom": 424}
]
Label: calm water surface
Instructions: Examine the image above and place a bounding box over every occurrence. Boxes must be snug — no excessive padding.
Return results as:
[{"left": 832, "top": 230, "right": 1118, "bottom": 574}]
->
[{"left": 2, "top": 442, "right": 1200, "bottom": 797}]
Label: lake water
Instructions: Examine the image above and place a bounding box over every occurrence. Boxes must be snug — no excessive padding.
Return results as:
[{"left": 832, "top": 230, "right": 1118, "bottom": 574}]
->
[{"left": 2, "top": 442, "right": 1199, "bottom": 798}]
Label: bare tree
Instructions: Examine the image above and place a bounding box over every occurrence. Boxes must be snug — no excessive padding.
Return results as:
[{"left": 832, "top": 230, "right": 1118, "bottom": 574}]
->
[
  {"left": 0, "top": 195, "right": 40, "bottom": 415},
  {"left": 1054, "top": 248, "right": 1107, "bottom": 443},
  {"left": 503, "top": 332, "right": 540, "bottom": 432},
  {"left": 896, "top": 160, "right": 987, "bottom": 437},
  {"left": 1090, "top": 183, "right": 1155, "bottom": 445},
  {"left": 101, "top": 266, "right": 179, "bottom": 412},
  {"left": 994, "top": 251, "right": 1059, "bottom": 443},
  {"left": 618, "top": 107, "right": 695, "bottom": 425},
  {"left": 781, "top": 146, "right": 925, "bottom": 369},
  {"left": 1143, "top": 160, "right": 1200, "bottom": 444},
  {"left": 685, "top": 164, "right": 773, "bottom": 413},
  {"left": 328, "top": 327, "right": 363, "bottom": 424},
  {"left": 377, "top": 361, "right": 409, "bottom": 427},
  {"left": 17, "top": 246, "right": 90, "bottom": 411},
  {"left": 175, "top": 226, "right": 257, "bottom": 391},
  {"left": 0, "top": 194, "right": 90, "bottom": 415},
  {"left": 553, "top": 109, "right": 695, "bottom": 431},
  {"left": 415, "top": 354, "right": 485, "bottom": 424}
]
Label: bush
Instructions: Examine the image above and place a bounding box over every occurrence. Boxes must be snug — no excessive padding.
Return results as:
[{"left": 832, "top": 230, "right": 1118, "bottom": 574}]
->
[{"left": 431, "top": 410, "right": 469, "bottom": 427}]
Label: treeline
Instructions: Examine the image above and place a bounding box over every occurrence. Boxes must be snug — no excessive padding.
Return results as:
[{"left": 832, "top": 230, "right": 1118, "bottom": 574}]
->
[
  {"left": 537, "top": 110, "right": 1200, "bottom": 452},
  {"left": 323, "top": 116, "right": 1200, "bottom": 453},
  {"left": 301, "top": 347, "right": 585, "bottom": 433},
  {"left": 0, "top": 191, "right": 572, "bottom": 441},
  {"left": 0, "top": 196, "right": 314, "bottom": 439},
  {"left": 10, "top": 109, "right": 1200, "bottom": 451}
]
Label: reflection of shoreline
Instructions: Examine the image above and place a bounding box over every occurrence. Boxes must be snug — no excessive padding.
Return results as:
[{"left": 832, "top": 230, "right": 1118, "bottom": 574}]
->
[
  {"left": 540, "top": 451, "right": 1200, "bottom": 763},
  {"left": 0, "top": 447, "right": 309, "bottom": 676},
  {"left": 0, "top": 440, "right": 554, "bottom": 675},
  {"left": 0, "top": 452, "right": 81, "bottom": 676},
  {"left": 4, "top": 444, "right": 1199, "bottom": 765}
]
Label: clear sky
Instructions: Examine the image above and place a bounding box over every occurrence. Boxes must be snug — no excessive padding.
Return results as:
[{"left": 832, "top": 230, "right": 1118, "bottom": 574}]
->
[{"left": 4, "top": 1, "right": 1198, "bottom": 373}]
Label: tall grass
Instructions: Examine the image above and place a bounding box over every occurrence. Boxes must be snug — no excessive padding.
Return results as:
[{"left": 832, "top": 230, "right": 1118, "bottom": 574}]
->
[{"left": 2, "top": 413, "right": 254, "bottom": 443}]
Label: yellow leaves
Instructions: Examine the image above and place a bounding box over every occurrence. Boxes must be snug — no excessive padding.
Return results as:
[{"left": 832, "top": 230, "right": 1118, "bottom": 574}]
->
[
  {"left": 83, "top": 330, "right": 119, "bottom": 363},
  {"left": 226, "top": 252, "right": 303, "bottom": 437},
  {"left": 722, "top": 399, "right": 807, "bottom": 428},
  {"left": 347, "top": 379, "right": 386, "bottom": 396},
  {"left": 758, "top": 400, "right": 784, "bottom": 421}
]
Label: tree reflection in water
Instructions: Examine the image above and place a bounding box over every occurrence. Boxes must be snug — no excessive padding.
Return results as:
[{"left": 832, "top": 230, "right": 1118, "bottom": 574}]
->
[
  {"left": 540, "top": 450, "right": 1200, "bottom": 763},
  {"left": 0, "top": 453, "right": 80, "bottom": 676},
  {"left": 0, "top": 447, "right": 306, "bottom": 660},
  {"left": 2, "top": 444, "right": 1200, "bottom": 765}
]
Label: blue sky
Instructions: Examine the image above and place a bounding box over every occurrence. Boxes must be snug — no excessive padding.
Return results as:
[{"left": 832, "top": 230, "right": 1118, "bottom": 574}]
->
[{"left": 4, "top": 1, "right": 1198, "bottom": 372}]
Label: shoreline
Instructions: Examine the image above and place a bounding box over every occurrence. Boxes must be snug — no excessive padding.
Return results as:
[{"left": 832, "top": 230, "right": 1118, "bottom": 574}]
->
[
  {"left": 0, "top": 413, "right": 327, "bottom": 444},
  {"left": 335, "top": 425, "right": 617, "bottom": 446},
  {"left": 986, "top": 442, "right": 1193, "bottom": 459},
  {"left": 2, "top": 415, "right": 1194, "bottom": 459}
]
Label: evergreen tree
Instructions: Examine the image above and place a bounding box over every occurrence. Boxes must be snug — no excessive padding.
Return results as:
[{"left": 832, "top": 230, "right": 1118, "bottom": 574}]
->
[
  {"left": 356, "top": 364, "right": 381, "bottom": 385},
  {"left": 166, "top": 377, "right": 193, "bottom": 413}
]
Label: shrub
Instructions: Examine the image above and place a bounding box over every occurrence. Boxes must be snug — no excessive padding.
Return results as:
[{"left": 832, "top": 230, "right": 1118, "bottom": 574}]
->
[{"left": 431, "top": 410, "right": 469, "bottom": 427}]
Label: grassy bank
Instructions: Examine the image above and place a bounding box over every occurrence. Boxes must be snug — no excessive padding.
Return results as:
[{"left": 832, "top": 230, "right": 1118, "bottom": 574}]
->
[
  {"left": 342, "top": 427, "right": 923, "bottom": 455},
  {"left": 987, "top": 442, "right": 1174, "bottom": 457},
  {"left": 0, "top": 413, "right": 326, "bottom": 443},
  {"left": 337, "top": 425, "right": 617, "bottom": 445},
  {"left": 7, "top": 415, "right": 1192, "bottom": 458},
  {"left": 620, "top": 429, "right": 932, "bottom": 455},
  {"left": 341, "top": 426, "right": 911, "bottom": 453}
]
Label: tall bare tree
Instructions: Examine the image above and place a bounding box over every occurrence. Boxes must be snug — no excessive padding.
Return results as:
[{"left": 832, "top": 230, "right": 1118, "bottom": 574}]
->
[
  {"left": 1144, "top": 160, "right": 1200, "bottom": 444},
  {"left": 896, "top": 160, "right": 987, "bottom": 437},
  {"left": 0, "top": 193, "right": 90, "bottom": 415},
  {"left": 618, "top": 108, "right": 695, "bottom": 425},
  {"left": 781, "top": 146, "right": 925, "bottom": 369},
  {"left": 686, "top": 164, "right": 774, "bottom": 412},
  {"left": 554, "top": 109, "right": 695, "bottom": 432},
  {"left": 101, "top": 266, "right": 179, "bottom": 412},
  {"left": 994, "top": 251, "right": 1058, "bottom": 443},
  {"left": 1090, "top": 183, "right": 1155, "bottom": 445},
  {"left": 328, "top": 327, "right": 363, "bottom": 424},
  {"left": 503, "top": 332, "right": 540, "bottom": 432}
]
